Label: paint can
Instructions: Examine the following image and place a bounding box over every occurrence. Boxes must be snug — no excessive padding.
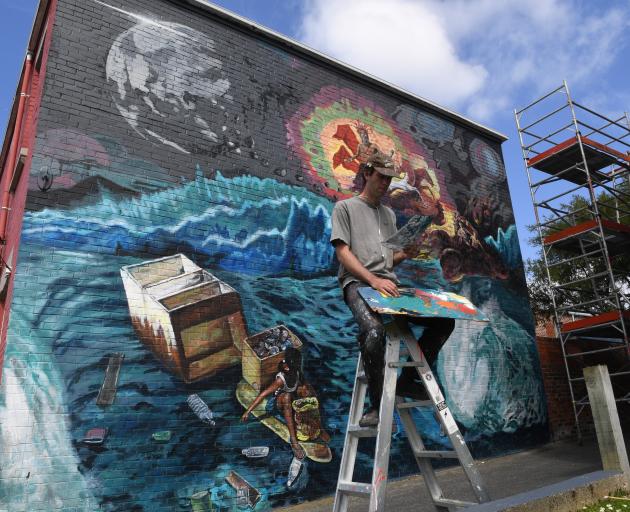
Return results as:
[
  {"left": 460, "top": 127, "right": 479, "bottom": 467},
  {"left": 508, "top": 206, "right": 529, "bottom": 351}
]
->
[
  {"left": 236, "top": 487, "right": 252, "bottom": 509},
  {"left": 190, "top": 489, "right": 213, "bottom": 512}
]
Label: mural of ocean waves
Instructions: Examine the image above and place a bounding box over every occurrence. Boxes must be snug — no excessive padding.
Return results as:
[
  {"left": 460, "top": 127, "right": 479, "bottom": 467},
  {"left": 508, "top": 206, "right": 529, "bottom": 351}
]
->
[
  {"left": 484, "top": 225, "right": 521, "bottom": 270},
  {"left": 21, "top": 172, "right": 335, "bottom": 276},
  {"left": 438, "top": 280, "right": 547, "bottom": 440},
  {"left": 1, "top": 172, "right": 547, "bottom": 510},
  {"left": 0, "top": 246, "right": 395, "bottom": 510},
  {"left": 0, "top": 272, "right": 97, "bottom": 512},
  {"left": 1, "top": 241, "right": 545, "bottom": 510}
]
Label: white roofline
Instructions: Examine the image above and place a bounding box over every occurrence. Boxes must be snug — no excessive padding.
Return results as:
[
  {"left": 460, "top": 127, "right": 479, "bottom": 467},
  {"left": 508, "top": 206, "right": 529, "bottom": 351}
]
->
[{"left": 180, "top": 0, "right": 507, "bottom": 143}]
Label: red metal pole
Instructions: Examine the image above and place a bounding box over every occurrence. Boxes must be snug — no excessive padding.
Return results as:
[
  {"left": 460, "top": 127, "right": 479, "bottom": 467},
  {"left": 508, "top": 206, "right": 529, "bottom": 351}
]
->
[{"left": 0, "top": 52, "right": 33, "bottom": 243}]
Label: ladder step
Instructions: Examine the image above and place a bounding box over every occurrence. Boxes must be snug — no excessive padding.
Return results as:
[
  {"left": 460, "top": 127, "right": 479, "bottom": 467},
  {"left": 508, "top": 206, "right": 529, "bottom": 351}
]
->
[
  {"left": 337, "top": 481, "right": 372, "bottom": 496},
  {"left": 413, "top": 449, "right": 458, "bottom": 459},
  {"left": 357, "top": 372, "right": 368, "bottom": 383},
  {"left": 565, "top": 345, "right": 625, "bottom": 357},
  {"left": 388, "top": 361, "right": 426, "bottom": 368},
  {"left": 434, "top": 498, "right": 477, "bottom": 508},
  {"left": 347, "top": 425, "right": 377, "bottom": 438},
  {"left": 396, "top": 399, "right": 431, "bottom": 409}
]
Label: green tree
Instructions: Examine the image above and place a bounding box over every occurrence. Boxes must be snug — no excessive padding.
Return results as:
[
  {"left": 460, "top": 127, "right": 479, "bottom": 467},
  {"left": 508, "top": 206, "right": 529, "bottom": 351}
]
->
[{"left": 525, "top": 179, "right": 630, "bottom": 321}]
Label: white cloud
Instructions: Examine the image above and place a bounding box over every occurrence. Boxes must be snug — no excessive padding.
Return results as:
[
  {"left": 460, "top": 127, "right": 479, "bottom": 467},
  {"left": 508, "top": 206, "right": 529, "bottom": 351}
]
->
[
  {"left": 298, "top": 0, "right": 630, "bottom": 122},
  {"left": 298, "top": 0, "right": 487, "bottom": 106}
]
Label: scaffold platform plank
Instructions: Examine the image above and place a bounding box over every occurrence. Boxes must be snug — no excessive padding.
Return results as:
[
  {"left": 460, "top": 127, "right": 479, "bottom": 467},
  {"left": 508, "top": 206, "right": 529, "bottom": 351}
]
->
[
  {"left": 561, "top": 310, "right": 630, "bottom": 336},
  {"left": 543, "top": 218, "right": 630, "bottom": 256},
  {"left": 527, "top": 136, "right": 630, "bottom": 179}
]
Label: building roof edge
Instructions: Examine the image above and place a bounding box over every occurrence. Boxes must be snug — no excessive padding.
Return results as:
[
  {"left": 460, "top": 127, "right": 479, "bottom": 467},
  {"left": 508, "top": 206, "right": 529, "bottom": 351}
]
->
[
  {"left": 181, "top": 0, "right": 508, "bottom": 143},
  {"left": 0, "top": 0, "right": 51, "bottom": 167}
]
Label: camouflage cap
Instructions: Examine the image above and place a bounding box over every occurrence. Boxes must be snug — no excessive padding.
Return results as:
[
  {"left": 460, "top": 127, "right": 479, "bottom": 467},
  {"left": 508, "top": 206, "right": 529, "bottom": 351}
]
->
[{"left": 364, "top": 154, "right": 401, "bottom": 178}]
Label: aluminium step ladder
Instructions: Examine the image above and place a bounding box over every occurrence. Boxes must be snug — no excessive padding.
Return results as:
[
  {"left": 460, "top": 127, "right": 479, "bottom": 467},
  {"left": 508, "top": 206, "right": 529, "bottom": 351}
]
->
[{"left": 333, "top": 316, "right": 489, "bottom": 511}]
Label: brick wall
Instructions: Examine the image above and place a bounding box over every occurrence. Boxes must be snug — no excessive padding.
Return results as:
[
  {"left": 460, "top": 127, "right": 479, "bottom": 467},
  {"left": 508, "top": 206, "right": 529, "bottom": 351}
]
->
[
  {"left": 535, "top": 335, "right": 578, "bottom": 440},
  {"left": 0, "top": 0, "right": 548, "bottom": 510}
]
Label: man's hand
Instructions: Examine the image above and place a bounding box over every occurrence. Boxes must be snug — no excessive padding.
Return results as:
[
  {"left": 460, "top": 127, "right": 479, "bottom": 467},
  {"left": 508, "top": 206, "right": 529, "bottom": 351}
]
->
[
  {"left": 241, "top": 411, "right": 250, "bottom": 422},
  {"left": 369, "top": 277, "right": 400, "bottom": 297},
  {"left": 394, "top": 238, "right": 424, "bottom": 265}
]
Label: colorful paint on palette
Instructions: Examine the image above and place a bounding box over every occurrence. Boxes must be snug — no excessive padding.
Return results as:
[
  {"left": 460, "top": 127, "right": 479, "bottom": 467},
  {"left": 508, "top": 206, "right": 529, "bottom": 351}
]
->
[{"left": 358, "top": 287, "right": 489, "bottom": 322}]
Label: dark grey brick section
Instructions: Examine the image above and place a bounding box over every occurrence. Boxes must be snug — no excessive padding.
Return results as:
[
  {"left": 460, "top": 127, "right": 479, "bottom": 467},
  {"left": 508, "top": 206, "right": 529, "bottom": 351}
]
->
[{"left": 33, "top": 0, "right": 510, "bottom": 201}]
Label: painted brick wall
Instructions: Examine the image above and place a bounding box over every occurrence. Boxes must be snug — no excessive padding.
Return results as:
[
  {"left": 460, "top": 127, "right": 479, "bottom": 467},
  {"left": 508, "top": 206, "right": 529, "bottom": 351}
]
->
[
  {"left": 535, "top": 335, "right": 579, "bottom": 440},
  {"left": 0, "top": 0, "right": 547, "bottom": 510}
]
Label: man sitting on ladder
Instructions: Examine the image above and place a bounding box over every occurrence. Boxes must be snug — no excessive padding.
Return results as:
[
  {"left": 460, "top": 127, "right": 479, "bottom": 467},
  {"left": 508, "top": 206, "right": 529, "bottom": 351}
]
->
[{"left": 330, "top": 153, "right": 454, "bottom": 428}]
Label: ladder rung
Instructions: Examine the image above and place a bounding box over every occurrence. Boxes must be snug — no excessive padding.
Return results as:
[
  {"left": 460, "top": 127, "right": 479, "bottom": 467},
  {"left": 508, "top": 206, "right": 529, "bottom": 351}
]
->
[
  {"left": 570, "top": 369, "right": 630, "bottom": 383},
  {"left": 388, "top": 361, "right": 425, "bottom": 368},
  {"left": 565, "top": 345, "right": 626, "bottom": 357},
  {"left": 553, "top": 270, "right": 610, "bottom": 288},
  {"left": 337, "top": 481, "right": 372, "bottom": 496},
  {"left": 357, "top": 372, "right": 368, "bottom": 383},
  {"left": 396, "top": 399, "right": 431, "bottom": 409},
  {"left": 413, "top": 449, "right": 458, "bottom": 459},
  {"left": 434, "top": 498, "right": 477, "bottom": 508},
  {"left": 347, "top": 425, "right": 377, "bottom": 438}
]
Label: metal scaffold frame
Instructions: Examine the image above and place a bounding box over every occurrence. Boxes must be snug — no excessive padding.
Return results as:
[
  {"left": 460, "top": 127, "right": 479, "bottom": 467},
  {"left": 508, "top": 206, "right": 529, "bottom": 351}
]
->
[{"left": 515, "top": 81, "right": 630, "bottom": 441}]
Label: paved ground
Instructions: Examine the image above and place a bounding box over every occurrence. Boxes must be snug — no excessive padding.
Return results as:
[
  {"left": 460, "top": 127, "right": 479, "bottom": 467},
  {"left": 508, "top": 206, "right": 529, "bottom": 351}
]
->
[{"left": 279, "top": 438, "right": 604, "bottom": 511}]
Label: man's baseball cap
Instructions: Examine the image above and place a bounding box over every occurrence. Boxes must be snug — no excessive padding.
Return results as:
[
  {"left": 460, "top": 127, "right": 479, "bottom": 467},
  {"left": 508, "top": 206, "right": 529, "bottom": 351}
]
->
[{"left": 364, "top": 154, "right": 402, "bottom": 178}]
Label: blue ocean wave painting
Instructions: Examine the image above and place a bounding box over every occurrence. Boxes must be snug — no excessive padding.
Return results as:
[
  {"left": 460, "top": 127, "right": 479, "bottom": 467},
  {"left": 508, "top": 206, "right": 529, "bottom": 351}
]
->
[
  {"left": 438, "top": 279, "right": 546, "bottom": 438},
  {"left": 485, "top": 225, "right": 521, "bottom": 270},
  {"left": 21, "top": 171, "right": 335, "bottom": 276}
]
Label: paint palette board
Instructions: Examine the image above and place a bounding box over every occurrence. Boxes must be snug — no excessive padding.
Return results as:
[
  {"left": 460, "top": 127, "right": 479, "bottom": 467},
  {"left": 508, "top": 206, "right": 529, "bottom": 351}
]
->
[{"left": 358, "top": 286, "right": 489, "bottom": 322}]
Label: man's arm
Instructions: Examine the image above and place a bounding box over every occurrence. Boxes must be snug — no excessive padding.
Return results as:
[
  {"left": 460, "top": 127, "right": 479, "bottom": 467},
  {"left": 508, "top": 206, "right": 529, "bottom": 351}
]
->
[
  {"left": 334, "top": 242, "right": 400, "bottom": 297},
  {"left": 393, "top": 250, "right": 409, "bottom": 266},
  {"left": 393, "top": 240, "right": 423, "bottom": 266}
]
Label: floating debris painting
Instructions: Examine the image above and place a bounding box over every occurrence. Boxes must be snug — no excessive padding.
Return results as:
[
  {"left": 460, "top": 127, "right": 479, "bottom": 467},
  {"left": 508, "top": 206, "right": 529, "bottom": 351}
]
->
[{"left": 187, "top": 394, "right": 216, "bottom": 426}]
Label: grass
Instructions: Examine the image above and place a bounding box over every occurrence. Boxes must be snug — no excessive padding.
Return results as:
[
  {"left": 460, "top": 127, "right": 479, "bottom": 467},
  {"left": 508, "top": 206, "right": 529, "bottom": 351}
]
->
[{"left": 581, "top": 492, "right": 630, "bottom": 512}]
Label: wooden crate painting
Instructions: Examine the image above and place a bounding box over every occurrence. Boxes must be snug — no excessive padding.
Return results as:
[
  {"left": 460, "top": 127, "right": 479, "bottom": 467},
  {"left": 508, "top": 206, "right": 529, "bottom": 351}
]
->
[
  {"left": 242, "top": 325, "right": 303, "bottom": 391},
  {"left": 120, "top": 254, "right": 248, "bottom": 383}
]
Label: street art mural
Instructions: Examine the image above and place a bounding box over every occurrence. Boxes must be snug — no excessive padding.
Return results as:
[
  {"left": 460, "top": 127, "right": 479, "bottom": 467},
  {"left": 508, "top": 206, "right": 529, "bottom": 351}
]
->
[{"left": 0, "top": 0, "right": 546, "bottom": 510}]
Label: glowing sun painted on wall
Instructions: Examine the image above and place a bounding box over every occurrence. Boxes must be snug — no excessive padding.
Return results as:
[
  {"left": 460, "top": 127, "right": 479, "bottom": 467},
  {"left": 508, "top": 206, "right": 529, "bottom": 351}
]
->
[{"left": 286, "top": 86, "right": 451, "bottom": 218}]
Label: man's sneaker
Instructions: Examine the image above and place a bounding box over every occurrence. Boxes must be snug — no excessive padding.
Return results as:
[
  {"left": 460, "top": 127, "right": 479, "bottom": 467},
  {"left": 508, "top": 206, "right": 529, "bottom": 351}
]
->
[
  {"left": 358, "top": 409, "right": 379, "bottom": 428},
  {"left": 396, "top": 377, "right": 429, "bottom": 401}
]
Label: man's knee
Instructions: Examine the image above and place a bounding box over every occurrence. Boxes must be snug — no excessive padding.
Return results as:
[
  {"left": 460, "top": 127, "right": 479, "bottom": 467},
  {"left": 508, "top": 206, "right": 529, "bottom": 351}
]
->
[{"left": 360, "top": 325, "right": 386, "bottom": 355}]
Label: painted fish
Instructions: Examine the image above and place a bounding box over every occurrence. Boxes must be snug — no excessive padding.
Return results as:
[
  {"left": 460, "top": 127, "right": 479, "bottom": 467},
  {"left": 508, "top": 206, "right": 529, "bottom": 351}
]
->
[{"left": 187, "top": 394, "right": 215, "bottom": 426}]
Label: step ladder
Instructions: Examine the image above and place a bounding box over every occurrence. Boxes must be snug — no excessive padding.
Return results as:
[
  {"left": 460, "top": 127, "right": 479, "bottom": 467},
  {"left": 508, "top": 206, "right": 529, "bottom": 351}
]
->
[{"left": 333, "top": 316, "right": 489, "bottom": 511}]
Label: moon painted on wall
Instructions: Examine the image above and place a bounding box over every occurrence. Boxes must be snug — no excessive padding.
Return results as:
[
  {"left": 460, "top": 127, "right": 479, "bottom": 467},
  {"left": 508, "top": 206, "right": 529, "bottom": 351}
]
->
[{"left": 106, "top": 22, "right": 232, "bottom": 154}]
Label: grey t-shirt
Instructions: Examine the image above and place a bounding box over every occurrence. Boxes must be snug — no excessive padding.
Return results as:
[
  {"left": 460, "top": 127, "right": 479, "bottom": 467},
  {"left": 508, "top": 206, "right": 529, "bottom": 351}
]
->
[{"left": 330, "top": 195, "right": 399, "bottom": 289}]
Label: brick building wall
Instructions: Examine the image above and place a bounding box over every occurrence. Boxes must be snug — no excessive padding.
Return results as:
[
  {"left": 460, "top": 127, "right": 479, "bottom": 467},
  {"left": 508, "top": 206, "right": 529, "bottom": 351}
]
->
[
  {"left": 535, "top": 334, "right": 578, "bottom": 440},
  {"left": 0, "top": 0, "right": 58, "bottom": 374},
  {"left": 0, "top": 0, "right": 548, "bottom": 510}
]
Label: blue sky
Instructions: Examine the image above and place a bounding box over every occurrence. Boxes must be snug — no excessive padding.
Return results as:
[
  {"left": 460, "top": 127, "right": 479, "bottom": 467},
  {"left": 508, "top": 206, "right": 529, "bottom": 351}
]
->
[{"left": 1, "top": 0, "right": 629, "bottom": 264}]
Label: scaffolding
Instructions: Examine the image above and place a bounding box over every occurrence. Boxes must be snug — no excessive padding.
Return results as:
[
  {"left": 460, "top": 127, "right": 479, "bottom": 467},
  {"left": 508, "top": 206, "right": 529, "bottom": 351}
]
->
[{"left": 515, "top": 81, "right": 630, "bottom": 440}]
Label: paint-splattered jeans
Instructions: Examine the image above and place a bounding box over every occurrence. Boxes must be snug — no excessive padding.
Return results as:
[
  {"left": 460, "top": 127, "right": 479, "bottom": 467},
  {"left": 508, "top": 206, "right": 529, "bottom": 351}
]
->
[{"left": 343, "top": 281, "right": 455, "bottom": 411}]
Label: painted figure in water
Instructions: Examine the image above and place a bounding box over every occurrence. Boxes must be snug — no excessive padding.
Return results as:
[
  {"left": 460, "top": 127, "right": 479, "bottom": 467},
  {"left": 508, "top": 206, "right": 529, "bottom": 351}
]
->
[{"left": 241, "top": 347, "right": 329, "bottom": 460}]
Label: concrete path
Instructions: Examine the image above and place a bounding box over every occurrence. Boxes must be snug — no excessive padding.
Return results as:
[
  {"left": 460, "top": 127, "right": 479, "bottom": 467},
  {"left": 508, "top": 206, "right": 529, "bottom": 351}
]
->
[{"left": 279, "top": 439, "right": 603, "bottom": 511}]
